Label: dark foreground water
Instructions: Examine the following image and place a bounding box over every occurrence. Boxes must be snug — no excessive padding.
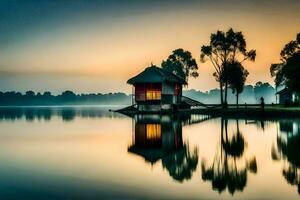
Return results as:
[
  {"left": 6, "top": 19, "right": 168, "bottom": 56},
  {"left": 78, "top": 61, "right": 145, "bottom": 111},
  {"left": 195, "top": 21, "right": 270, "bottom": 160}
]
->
[{"left": 0, "top": 106, "right": 299, "bottom": 200}]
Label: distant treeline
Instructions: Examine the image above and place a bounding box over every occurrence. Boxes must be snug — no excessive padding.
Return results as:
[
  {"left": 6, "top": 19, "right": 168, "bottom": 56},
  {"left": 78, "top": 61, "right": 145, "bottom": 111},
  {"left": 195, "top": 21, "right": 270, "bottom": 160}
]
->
[
  {"left": 184, "top": 82, "right": 277, "bottom": 104},
  {"left": 0, "top": 91, "right": 131, "bottom": 106},
  {"left": 0, "top": 82, "right": 276, "bottom": 106}
]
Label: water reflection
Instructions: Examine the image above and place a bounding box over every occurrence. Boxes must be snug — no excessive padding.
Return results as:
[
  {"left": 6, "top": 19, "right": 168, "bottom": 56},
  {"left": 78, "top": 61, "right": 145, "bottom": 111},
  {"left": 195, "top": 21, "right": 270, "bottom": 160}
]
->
[
  {"left": 1, "top": 107, "right": 300, "bottom": 199},
  {"left": 245, "top": 118, "right": 267, "bottom": 131},
  {"left": 128, "top": 114, "right": 199, "bottom": 182},
  {"left": 272, "top": 120, "right": 300, "bottom": 194},
  {"left": 201, "top": 118, "right": 257, "bottom": 195},
  {"left": 0, "top": 106, "right": 124, "bottom": 121}
]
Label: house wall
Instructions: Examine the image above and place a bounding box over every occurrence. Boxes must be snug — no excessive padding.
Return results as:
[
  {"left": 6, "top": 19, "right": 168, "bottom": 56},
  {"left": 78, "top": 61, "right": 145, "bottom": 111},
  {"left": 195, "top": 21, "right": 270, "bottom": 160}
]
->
[
  {"left": 134, "top": 82, "right": 182, "bottom": 110},
  {"left": 137, "top": 104, "right": 172, "bottom": 112},
  {"left": 162, "top": 82, "right": 174, "bottom": 95},
  {"left": 135, "top": 83, "right": 162, "bottom": 102},
  {"left": 278, "top": 91, "right": 293, "bottom": 104},
  {"left": 162, "top": 82, "right": 182, "bottom": 104},
  {"left": 292, "top": 93, "right": 298, "bottom": 102}
]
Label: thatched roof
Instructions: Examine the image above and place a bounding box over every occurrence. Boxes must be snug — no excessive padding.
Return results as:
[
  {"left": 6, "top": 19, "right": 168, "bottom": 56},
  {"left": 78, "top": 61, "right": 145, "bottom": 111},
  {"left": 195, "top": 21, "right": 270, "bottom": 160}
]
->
[{"left": 127, "top": 66, "right": 186, "bottom": 85}]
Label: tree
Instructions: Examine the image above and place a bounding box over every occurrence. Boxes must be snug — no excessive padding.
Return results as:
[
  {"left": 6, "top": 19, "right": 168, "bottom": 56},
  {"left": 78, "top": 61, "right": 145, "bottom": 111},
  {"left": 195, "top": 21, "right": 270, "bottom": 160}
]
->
[
  {"left": 162, "top": 48, "right": 198, "bottom": 84},
  {"left": 60, "top": 90, "right": 77, "bottom": 102},
  {"left": 253, "top": 82, "right": 276, "bottom": 103},
  {"left": 270, "top": 32, "right": 300, "bottom": 95},
  {"left": 25, "top": 91, "right": 35, "bottom": 97},
  {"left": 226, "top": 61, "right": 249, "bottom": 108},
  {"left": 43, "top": 91, "right": 52, "bottom": 97},
  {"left": 281, "top": 53, "right": 300, "bottom": 95},
  {"left": 200, "top": 28, "right": 256, "bottom": 106}
]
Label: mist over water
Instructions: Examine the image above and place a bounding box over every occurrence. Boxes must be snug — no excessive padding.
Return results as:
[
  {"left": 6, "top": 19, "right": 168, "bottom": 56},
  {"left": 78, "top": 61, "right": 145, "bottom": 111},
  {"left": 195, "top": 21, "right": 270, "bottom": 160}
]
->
[
  {"left": 184, "top": 83, "right": 276, "bottom": 104},
  {"left": 0, "top": 106, "right": 299, "bottom": 199},
  {"left": 0, "top": 1, "right": 299, "bottom": 199}
]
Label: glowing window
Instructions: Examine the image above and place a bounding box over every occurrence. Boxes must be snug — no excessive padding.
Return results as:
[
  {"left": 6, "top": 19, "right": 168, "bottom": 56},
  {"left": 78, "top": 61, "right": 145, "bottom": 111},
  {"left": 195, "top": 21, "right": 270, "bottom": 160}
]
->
[
  {"left": 146, "top": 124, "right": 161, "bottom": 139},
  {"left": 146, "top": 91, "right": 161, "bottom": 100}
]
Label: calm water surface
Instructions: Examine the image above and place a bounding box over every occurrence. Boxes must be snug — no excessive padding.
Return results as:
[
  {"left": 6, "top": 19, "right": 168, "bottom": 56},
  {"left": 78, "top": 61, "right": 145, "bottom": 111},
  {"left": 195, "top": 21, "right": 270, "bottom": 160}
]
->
[{"left": 0, "top": 106, "right": 299, "bottom": 199}]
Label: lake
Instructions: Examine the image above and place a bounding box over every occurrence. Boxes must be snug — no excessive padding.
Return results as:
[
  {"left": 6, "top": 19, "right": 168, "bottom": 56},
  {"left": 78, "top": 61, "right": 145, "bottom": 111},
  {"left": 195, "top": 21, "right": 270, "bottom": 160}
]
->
[{"left": 0, "top": 106, "right": 299, "bottom": 199}]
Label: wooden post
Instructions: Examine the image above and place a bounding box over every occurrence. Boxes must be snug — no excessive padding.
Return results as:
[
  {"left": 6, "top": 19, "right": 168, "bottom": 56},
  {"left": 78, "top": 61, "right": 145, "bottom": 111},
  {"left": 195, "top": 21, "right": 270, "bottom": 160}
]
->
[
  {"left": 275, "top": 87, "right": 278, "bottom": 104},
  {"left": 132, "top": 86, "right": 134, "bottom": 105}
]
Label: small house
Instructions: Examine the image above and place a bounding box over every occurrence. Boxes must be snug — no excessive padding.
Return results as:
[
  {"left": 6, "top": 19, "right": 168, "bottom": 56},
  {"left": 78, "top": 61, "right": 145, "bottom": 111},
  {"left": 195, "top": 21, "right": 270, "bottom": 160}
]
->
[
  {"left": 276, "top": 88, "right": 298, "bottom": 105},
  {"left": 127, "top": 65, "right": 186, "bottom": 112}
]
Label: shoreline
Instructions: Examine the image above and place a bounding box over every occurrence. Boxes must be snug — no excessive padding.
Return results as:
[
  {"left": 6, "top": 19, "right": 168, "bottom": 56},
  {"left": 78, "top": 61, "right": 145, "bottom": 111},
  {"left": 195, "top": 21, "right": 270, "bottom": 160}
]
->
[
  {"left": 184, "top": 107, "right": 300, "bottom": 118},
  {"left": 116, "top": 106, "right": 300, "bottom": 119},
  {"left": 0, "top": 105, "right": 299, "bottom": 119}
]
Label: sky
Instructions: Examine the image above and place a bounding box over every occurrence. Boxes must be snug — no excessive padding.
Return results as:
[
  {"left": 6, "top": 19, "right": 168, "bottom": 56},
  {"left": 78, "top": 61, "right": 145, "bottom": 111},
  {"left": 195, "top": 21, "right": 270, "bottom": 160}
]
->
[{"left": 0, "top": 0, "right": 299, "bottom": 94}]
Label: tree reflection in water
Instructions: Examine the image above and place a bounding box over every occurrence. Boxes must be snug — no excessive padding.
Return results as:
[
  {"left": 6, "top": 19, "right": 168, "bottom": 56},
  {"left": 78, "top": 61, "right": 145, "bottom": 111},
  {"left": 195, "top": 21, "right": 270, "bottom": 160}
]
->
[
  {"left": 162, "top": 143, "right": 198, "bottom": 182},
  {"left": 201, "top": 118, "right": 257, "bottom": 195},
  {"left": 272, "top": 120, "right": 300, "bottom": 194},
  {"left": 128, "top": 114, "right": 198, "bottom": 182},
  {"left": 0, "top": 107, "right": 123, "bottom": 121}
]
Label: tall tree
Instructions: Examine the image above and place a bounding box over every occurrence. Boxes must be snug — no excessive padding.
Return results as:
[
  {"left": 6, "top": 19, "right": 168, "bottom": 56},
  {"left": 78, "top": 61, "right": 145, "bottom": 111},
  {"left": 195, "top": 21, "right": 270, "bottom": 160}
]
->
[
  {"left": 162, "top": 48, "right": 198, "bottom": 84},
  {"left": 200, "top": 28, "right": 256, "bottom": 106},
  {"left": 270, "top": 33, "right": 300, "bottom": 94},
  {"left": 281, "top": 53, "right": 300, "bottom": 95},
  {"left": 226, "top": 61, "right": 249, "bottom": 108}
]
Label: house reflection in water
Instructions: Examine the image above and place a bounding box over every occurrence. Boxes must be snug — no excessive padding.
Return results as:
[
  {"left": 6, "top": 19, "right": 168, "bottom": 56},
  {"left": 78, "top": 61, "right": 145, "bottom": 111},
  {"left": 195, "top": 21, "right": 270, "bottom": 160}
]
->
[
  {"left": 272, "top": 120, "right": 300, "bottom": 194},
  {"left": 128, "top": 114, "right": 199, "bottom": 182}
]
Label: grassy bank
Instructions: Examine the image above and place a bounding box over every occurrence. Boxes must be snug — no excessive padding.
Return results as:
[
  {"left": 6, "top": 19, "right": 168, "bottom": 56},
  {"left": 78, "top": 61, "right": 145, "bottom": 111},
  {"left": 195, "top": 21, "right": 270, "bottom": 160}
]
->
[{"left": 116, "top": 105, "right": 300, "bottom": 119}]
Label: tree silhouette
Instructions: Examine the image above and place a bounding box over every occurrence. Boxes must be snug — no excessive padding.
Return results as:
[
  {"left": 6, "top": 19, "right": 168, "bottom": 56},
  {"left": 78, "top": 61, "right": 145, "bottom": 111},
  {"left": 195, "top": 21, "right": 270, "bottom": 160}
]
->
[
  {"left": 162, "top": 48, "right": 198, "bottom": 85},
  {"left": 201, "top": 119, "right": 257, "bottom": 195},
  {"left": 60, "top": 90, "right": 77, "bottom": 101},
  {"left": 25, "top": 91, "right": 35, "bottom": 97},
  {"left": 226, "top": 61, "right": 249, "bottom": 108},
  {"left": 43, "top": 91, "right": 52, "bottom": 97},
  {"left": 253, "top": 82, "right": 276, "bottom": 103},
  {"left": 200, "top": 28, "right": 256, "bottom": 106},
  {"left": 0, "top": 90, "right": 131, "bottom": 106},
  {"left": 281, "top": 53, "right": 300, "bottom": 95},
  {"left": 270, "top": 32, "right": 300, "bottom": 95},
  {"left": 272, "top": 120, "right": 300, "bottom": 194},
  {"left": 162, "top": 144, "right": 198, "bottom": 182}
]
